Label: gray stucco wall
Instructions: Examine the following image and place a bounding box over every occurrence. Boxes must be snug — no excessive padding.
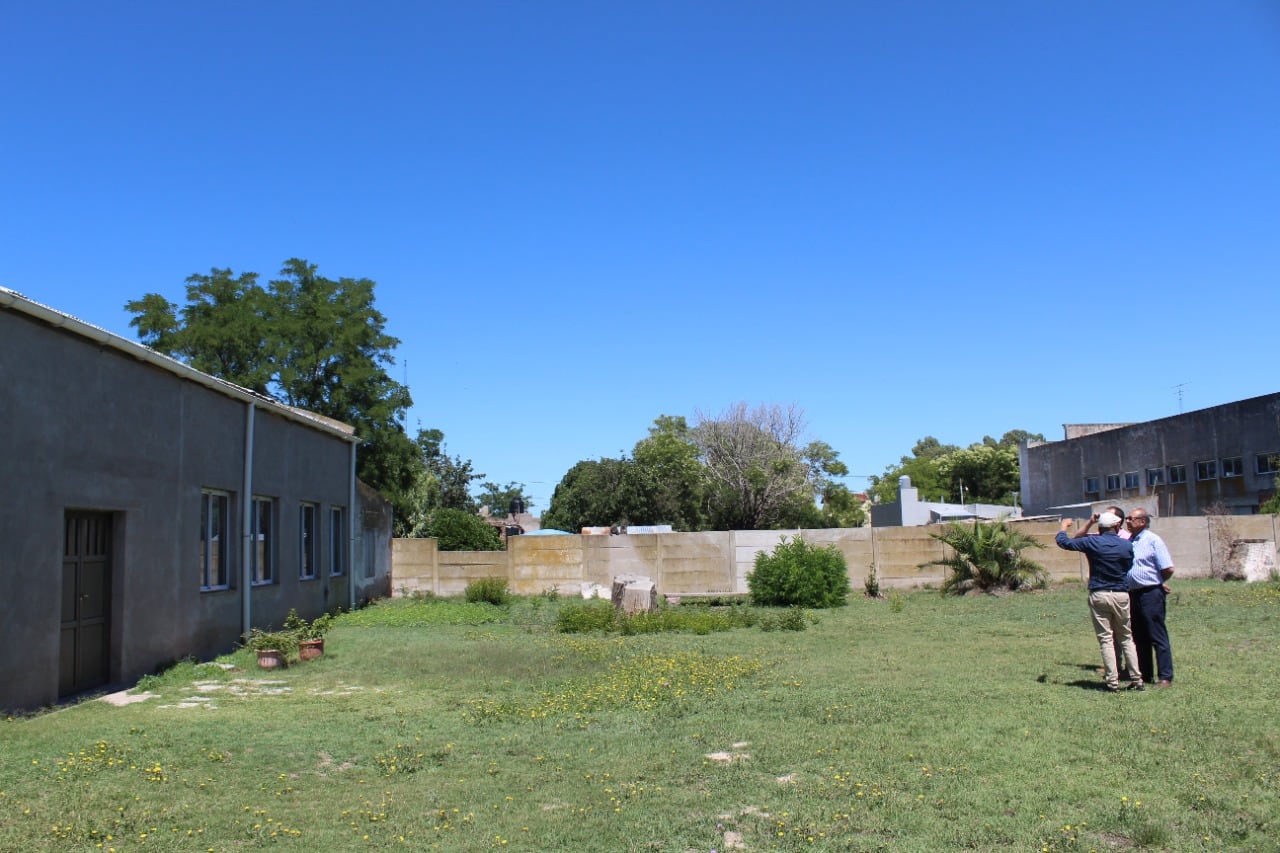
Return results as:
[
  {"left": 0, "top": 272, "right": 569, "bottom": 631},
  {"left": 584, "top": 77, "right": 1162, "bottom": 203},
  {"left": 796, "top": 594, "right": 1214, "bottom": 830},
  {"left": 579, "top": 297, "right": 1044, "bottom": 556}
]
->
[
  {"left": 0, "top": 308, "right": 363, "bottom": 711},
  {"left": 1020, "top": 393, "right": 1280, "bottom": 518}
]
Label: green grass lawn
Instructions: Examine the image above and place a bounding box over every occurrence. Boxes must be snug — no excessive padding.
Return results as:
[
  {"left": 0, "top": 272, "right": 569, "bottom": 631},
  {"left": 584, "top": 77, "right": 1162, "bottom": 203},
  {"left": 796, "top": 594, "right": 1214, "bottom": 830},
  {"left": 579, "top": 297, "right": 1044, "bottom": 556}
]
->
[{"left": 2, "top": 580, "right": 1277, "bottom": 851}]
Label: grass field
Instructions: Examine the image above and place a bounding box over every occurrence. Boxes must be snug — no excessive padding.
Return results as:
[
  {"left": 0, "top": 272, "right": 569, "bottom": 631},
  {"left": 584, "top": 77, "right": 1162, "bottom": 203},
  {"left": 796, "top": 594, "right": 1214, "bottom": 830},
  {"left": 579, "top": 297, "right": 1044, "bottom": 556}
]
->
[{"left": 2, "top": 580, "right": 1277, "bottom": 852}]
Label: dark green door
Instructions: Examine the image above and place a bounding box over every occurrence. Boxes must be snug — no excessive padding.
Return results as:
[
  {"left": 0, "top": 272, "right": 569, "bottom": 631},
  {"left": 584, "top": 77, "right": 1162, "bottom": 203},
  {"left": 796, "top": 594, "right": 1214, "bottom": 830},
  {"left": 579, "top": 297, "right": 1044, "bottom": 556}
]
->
[{"left": 60, "top": 512, "right": 112, "bottom": 697}]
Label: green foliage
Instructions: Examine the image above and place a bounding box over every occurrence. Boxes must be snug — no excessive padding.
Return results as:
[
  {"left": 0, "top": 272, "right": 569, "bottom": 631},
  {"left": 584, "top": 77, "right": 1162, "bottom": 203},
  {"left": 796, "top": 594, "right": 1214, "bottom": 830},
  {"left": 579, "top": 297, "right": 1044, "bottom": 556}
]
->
[
  {"left": 464, "top": 577, "right": 511, "bottom": 606},
  {"left": 545, "top": 407, "right": 856, "bottom": 533},
  {"left": 125, "top": 260, "right": 418, "bottom": 516},
  {"left": 282, "top": 609, "right": 335, "bottom": 640},
  {"left": 869, "top": 430, "right": 1042, "bottom": 505},
  {"left": 864, "top": 564, "right": 881, "bottom": 598},
  {"left": 747, "top": 535, "right": 850, "bottom": 608},
  {"left": 421, "top": 508, "right": 502, "bottom": 551},
  {"left": 541, "top": 457, "right": 644, "bottom": 533},
  {"left": 555, "top": 600, "right": 619, "bottom": 633},
  {"left": 475, "top": 481, "right": 534, "bottom": 517},
  {"left": 242, "top": 628, "right": 298, "bottom": 656},
  {"left": 921, "top": 519, "right": 1047, "bottom": 595}
]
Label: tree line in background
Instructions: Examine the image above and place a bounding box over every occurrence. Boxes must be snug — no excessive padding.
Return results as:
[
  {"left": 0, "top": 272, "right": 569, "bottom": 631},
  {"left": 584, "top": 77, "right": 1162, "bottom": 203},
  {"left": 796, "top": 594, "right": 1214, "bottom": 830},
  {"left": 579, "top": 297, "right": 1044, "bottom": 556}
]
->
[
  {"left": 126, "top": 263, "right": 1043, "bottom": 541},
  {"left": 539, "top": 404, "right": 865, "bottom": 533},
  {"left": 866, "top": 430, "right": 1045, "bottom": 507}
]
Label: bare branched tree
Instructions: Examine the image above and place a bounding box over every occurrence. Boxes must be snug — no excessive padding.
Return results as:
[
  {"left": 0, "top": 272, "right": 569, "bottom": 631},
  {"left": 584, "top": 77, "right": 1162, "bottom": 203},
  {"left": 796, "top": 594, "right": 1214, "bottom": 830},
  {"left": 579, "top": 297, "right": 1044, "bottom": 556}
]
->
[{"left": 693, "top": 403, "right": 815, "bottom": 530}]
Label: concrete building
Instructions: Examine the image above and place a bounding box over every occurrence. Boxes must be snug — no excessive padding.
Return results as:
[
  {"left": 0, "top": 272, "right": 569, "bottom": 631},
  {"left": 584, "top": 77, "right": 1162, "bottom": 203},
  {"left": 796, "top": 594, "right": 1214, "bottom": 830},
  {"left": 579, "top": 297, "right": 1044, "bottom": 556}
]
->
[
  {"left": 870, "top": 476, "right": 1022, "bottom": 527},
  {"left": 1, "top": 286, "right": 391, "bottom": 712},
  {"left": 1018, "top": 392, "right": 1280, "bottom": 519}
]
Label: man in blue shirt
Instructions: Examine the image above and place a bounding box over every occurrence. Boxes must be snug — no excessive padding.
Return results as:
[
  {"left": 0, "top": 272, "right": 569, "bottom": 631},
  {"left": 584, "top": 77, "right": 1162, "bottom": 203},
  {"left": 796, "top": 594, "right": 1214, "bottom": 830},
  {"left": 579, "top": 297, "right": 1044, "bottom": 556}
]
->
[
  {"left": 1124, "top": 508, "right": 1175, "bottom": 687},
  {"left": 1056, "top": 511, "right": 1144, "bottom": 692}
]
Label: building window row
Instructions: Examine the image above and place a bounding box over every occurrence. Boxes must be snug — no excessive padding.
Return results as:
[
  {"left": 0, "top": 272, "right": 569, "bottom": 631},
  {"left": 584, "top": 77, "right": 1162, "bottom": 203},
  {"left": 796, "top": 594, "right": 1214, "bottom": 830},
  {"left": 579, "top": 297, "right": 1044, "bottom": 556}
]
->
[
  {"left": 1083, "top": 453, "right": 1274, "bottom": 496},
  {"left": 200, "top": 489, "right": 346, "bottom": 592}
]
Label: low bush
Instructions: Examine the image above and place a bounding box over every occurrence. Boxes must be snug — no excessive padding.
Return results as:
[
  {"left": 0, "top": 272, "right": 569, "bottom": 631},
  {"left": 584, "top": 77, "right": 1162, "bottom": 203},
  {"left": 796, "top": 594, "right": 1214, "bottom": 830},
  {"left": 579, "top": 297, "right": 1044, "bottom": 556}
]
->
[
  {"left": 465, "top": 577, "right": 511, "bottom": 606},
  {"left": 555, "top": 600, "right": 619, "bottom": 633},
  {"left": 748, "top": 535, "right": 850, "bottom": 608}
]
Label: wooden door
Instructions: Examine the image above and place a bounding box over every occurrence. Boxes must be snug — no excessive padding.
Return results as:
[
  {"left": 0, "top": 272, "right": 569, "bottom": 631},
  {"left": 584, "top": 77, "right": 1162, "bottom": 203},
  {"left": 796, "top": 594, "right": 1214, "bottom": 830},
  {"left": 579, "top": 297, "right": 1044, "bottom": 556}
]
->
[{"left": 60, "top": 512, "right": 112, "bottom": 697}]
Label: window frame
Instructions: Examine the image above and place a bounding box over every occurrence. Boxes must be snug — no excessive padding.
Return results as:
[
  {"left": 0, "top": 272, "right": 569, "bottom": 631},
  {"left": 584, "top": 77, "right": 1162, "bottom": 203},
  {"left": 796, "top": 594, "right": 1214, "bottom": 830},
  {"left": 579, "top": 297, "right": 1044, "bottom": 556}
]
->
[
  {"left": 1221, "top": 456, "right": 1243, "bottom": 478},
  {"left": 1257, "top": 453, "right": 1280, "bottom": 476},
  {"left": 1168, "top": 464, "right": 1187, "bottom": 485},
  {"left": 299, "top": 502, "right": 319, "bottom": 581},
  {"left": 1146, "top": 467, "right": 1164, "bottom": 488},
  {"left": 200, "top": 489, "right": 232, "bottom": 591},
  {"left": 1196, "top": 460, "right": 1218, "bottom": 481},
  {"left": 1084, "top": 476, "right": 1100, "bottom": 495},
  {"left": 1123, "top": 471, "right": 1139, "bottom": 490},
  {"left": 250, "top": 496, "right": 275, "bottom": 585},
  {"left": 329, "top": 506, "right": 346, "bottom": 577},
  {"left": 1105, "top": 473, "right": 1121, "bottom": 492}
]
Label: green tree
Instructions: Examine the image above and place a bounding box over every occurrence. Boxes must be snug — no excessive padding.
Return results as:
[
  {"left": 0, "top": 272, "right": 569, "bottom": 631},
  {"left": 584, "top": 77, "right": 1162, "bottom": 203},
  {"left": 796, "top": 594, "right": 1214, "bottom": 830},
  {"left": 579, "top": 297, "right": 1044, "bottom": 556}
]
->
[
  {"left": 868, "top": 436, "right": 957, "bottom": 505},
  {"left": 936, "top": 443, "right": 1021, "bottom": 505},
  {"left": 475, "top": 481, "right": 534, "bottom": 518},
  {"left": 125, "top": 260, "right": 418, "bottom": 517},
  {"left": 694, "top": 403, "right": 827, "bottom": 530},
  {"left": 422, "top": 507, "right": 502, "bottom": 551},
  {"left": 630, "top": 415, "right": 706, "bottom": 531},
  {"left": 541, "top": 457, "right": 644, "bottom": 533}
]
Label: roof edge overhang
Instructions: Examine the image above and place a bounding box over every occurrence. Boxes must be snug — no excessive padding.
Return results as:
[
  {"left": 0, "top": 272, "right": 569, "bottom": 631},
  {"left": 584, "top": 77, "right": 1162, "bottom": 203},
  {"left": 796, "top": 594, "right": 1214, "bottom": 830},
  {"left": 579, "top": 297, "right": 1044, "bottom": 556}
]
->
[{"left": 1, "top": 286, "right": 359, "bottom": 444}]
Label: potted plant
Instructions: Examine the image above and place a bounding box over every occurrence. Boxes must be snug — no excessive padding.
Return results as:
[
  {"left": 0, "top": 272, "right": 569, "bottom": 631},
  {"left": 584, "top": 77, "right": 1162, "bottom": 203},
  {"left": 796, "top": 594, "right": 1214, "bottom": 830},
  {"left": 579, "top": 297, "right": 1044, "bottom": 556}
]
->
[
  {"left": 245, "top": 628, "right": 297, "bottom": 670},
  {"left": 285, "top": 609, "right": 334, "bottom": 661}
]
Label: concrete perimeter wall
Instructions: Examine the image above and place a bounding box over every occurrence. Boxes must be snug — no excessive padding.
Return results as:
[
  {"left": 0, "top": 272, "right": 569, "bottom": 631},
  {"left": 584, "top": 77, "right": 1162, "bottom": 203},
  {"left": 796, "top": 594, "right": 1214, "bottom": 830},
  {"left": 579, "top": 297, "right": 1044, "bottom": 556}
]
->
[{"left": 392, "top": 516, "right": 1280, "bottom": 598}]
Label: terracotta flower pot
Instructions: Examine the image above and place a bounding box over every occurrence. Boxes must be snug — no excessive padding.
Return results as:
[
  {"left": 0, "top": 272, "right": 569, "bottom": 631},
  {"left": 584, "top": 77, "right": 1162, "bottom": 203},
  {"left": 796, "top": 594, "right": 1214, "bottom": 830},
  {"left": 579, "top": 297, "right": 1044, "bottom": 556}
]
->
[
  {"left": 298, "top": 638, "right": 324, "bottom": 661},
  {"left": 256, "top": 649, "right": 288, "bottom": 670}
]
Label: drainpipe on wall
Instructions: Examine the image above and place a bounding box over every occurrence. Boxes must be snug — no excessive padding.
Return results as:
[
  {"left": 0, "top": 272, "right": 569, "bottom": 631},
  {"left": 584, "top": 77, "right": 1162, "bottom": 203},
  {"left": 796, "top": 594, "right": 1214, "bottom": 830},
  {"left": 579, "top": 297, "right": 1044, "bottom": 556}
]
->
[
  {"left": 349, "top": 441, "right": 357, "bottom": 612},
  {"left": 241, "top": 402, "right": 256, "bottom": 640}
]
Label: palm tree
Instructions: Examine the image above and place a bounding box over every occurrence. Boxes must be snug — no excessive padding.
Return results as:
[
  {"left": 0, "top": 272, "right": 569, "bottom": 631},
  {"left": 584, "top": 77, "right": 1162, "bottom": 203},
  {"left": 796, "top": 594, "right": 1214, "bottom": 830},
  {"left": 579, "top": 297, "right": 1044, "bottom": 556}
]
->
[{"left": 921, "top": 520, "right": 1046, "bottom": 595}]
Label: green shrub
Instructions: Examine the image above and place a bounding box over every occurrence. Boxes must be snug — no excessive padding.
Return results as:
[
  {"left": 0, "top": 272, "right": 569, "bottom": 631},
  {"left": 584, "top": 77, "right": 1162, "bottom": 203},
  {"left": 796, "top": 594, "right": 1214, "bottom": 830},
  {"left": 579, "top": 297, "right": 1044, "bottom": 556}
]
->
[
  {"left": 424, "top": 508, "right": 503, "bottom": 551},
  {"left": 920, "top": 520, "right": 1046, "bottom": 595},
  {"left": 555, "top": 600, "right": 619, "bottom": 633},
  {"left": 864, "top": 564, "right": 881, "bottom": 598},
  {"left": 747, "top": 536, "right": 850, "bottom": 608},
  {"left": 777, "top": 607, "right": 809, "bottom": 631},
  {"left": 465, "top": 577, "right": 511, "bottom": 606}
]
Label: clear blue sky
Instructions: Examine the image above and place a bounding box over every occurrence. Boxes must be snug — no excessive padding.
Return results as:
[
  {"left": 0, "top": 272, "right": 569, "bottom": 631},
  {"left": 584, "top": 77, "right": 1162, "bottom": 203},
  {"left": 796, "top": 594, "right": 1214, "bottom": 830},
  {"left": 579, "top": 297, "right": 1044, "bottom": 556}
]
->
[{"left": 4, "top": 2, "right": 1279, "bottom": 509}]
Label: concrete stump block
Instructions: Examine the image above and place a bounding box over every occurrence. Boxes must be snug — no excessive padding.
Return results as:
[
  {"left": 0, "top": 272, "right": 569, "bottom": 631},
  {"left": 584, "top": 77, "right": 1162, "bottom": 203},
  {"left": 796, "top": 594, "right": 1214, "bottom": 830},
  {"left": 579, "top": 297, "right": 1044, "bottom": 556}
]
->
[{"left": 611, "top": 574, "right": 657, "bottom": 615}]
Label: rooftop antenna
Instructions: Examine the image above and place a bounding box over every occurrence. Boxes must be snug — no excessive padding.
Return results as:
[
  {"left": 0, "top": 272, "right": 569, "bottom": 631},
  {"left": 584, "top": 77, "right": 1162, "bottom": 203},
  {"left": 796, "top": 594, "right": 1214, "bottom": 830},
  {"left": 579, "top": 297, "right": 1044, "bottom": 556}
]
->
[{"left": 1173, "top": 382, "right": 1188, "bottom": 413}]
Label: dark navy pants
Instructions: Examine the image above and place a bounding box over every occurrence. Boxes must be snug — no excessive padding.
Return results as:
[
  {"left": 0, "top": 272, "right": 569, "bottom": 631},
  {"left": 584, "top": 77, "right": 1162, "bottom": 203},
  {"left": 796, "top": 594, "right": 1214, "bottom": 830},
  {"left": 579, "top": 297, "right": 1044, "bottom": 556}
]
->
[{"left": 1130, "top": 585, "right": 1173, "bottom": 683}]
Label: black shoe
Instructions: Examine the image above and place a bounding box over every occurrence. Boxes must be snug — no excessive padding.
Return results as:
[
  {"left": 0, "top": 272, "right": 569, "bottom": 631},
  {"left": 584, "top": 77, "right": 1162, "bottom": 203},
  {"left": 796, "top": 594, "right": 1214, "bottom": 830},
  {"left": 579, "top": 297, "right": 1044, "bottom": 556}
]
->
[
  {"left": 1127, "top": 681, "right": 1145, "bottom": 691},
  {"left": 1104, "top": 684, "right": 1121, "bottom": 693}
]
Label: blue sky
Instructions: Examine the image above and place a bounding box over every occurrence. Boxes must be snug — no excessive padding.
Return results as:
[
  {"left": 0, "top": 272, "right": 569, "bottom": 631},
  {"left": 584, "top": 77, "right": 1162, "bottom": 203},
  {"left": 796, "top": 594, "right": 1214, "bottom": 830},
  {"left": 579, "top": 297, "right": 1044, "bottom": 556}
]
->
[{"left": 4, "top": 2, "right": 1279, "bottom": 509}]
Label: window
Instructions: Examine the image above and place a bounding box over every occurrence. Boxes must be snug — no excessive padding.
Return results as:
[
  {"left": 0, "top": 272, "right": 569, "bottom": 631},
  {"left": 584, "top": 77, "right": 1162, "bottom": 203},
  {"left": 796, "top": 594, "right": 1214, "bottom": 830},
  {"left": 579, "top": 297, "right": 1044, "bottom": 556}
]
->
[
  {"left": 330, "top": 506, "right": 346, "bottom": 576},
  {"left": 1196, "top": 460, "right": 1217, "bottom": 481},
  {"left": 1257, "top": 453, "right": 1280, "bottom": 476},
  {"left": 1146, "top": 467, "right": 1164, "bottom": 487},
  {"left": 250, "top": 497, "right": 275, "bottom": 584},
  {"left": 299, "top": 503, "right": 318, "bottom": 580},
  {"left": 1123, "top": 472, "right": 1139, "bottom": 490},
  {"left": 1105, "top": 474, "right": 1121, "bottom": 492},
  {"left": 200, "top": 490, "right": 232, "bottom": 590},
  {"left": 1168, "top": 465, "right": 1187, "bottom": 484},
  {"left": 1221, "top": 457, "right": 1243, "bottom": 478},
  {"left": 1084, "top": 477, "right": 1100, "bottom": 494}
]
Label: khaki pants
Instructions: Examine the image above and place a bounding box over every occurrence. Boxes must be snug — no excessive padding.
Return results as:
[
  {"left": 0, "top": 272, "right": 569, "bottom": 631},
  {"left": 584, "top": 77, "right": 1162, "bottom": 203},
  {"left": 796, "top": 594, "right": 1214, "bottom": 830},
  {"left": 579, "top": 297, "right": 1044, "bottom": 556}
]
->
[{"left": 1088, "top": 591, "right": 1141, "bottom": 689}]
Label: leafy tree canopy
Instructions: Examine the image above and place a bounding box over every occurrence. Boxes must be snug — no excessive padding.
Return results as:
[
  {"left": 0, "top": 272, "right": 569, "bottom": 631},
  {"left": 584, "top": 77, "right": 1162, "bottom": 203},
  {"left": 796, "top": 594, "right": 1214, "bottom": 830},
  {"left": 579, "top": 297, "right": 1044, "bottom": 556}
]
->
[
  {"left": 126, "top": 260, "right": 418, "bottom": 515},
  {"left": 869, "top": 430, "right": 1045, "bottom": 506}
]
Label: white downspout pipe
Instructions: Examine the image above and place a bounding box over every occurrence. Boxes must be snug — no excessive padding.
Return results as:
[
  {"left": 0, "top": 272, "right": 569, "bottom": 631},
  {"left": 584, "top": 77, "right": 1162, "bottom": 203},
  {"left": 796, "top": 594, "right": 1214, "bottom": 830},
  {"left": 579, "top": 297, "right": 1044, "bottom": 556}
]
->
[{"left": 241, "top": 402, "right": 256, "bottom": 639}]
